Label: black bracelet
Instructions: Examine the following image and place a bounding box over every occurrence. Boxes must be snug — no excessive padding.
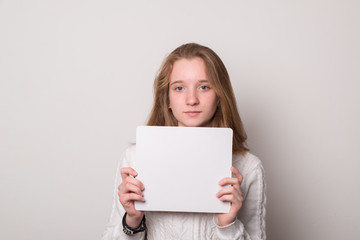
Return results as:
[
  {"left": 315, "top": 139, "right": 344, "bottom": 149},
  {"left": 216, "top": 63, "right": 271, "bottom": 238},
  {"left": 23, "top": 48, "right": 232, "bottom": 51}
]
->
[{"left": 122, "top": 212, "right": 147, "bottom": 235}]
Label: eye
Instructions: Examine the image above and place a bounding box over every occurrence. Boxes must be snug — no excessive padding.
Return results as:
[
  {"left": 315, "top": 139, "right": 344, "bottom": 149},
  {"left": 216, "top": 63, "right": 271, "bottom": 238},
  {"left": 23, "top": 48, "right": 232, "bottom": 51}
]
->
[
  {"left": 200, "top": 85, "right": 210, "bottom": 90},
  {"left": 175, "top": 86, "right": 184, "bottom": 91}
]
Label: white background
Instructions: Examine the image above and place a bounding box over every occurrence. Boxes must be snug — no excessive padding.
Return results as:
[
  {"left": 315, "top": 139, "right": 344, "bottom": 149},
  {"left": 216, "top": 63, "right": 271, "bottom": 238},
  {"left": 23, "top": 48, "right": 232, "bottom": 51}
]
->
[{"left": 0, "top": 0, "right": 359, "bottom": 239}]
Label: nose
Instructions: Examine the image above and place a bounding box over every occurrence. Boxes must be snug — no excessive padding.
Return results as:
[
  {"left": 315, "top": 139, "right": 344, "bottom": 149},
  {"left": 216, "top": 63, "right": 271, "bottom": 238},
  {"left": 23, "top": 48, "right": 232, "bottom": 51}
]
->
[{"left": 186, "top": 89, "right": 199, "bottom": 106}]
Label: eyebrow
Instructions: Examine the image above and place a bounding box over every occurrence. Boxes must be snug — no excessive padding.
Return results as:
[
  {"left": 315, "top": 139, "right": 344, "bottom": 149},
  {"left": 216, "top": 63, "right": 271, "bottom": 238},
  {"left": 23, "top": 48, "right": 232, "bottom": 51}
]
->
[{"left": 169, "top": 80, "right": 209, "bottom": 86}]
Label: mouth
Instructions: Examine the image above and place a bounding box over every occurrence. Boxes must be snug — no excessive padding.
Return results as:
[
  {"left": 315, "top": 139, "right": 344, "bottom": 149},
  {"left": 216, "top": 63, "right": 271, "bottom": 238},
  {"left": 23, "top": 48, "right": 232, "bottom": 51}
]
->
[{"left": 184, "top": 111, "right": 201, "bottom": 117}]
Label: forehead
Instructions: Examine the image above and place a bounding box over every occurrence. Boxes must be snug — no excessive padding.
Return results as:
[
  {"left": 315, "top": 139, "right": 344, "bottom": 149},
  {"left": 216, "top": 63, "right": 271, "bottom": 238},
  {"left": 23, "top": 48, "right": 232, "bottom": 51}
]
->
[{"left": 170, "top": 57, "right": 208, "bottom": 82}]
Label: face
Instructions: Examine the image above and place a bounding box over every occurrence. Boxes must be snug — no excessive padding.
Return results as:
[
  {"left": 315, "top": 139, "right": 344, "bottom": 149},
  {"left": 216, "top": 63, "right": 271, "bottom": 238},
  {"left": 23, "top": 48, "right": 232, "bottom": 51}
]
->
[{"left": 168, "top": 57, "right": 218, "bottom": 127}]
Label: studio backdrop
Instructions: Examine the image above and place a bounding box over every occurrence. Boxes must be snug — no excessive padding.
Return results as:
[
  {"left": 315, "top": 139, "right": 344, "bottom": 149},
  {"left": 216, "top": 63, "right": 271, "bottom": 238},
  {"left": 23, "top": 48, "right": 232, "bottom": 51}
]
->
[{"left": 0, "top": 1, "right": 359, "bottom": 239}]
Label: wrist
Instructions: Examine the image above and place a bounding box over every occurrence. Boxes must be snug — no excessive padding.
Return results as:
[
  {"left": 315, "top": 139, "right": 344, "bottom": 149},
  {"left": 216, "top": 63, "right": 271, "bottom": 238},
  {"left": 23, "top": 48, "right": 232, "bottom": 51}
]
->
[
  {"left": 215, "top": 214, "right": 236, "bottom": 227},
  {"left": 122, "top": 212, "right": 147, "bottom": 235},
  {"left": 125, "top": 212, "right": 144, "bottom": 229}
]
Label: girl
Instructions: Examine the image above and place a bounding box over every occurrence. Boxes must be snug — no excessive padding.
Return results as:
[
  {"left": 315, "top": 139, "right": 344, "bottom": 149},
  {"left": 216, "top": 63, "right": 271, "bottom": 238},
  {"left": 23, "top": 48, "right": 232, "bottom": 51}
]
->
[{"left": 102, "top": 43, "right": 266, "bottom": 239}]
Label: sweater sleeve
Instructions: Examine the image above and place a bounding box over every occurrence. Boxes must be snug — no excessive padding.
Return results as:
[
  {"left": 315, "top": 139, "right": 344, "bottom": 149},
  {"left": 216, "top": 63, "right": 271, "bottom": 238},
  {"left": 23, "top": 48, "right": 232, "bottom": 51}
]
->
[
  {"left": 212, "top": 158, "right": 266, "bottom": 240},
  {"left": 101, "top": 147, "right": 146, "bottom": 240}
]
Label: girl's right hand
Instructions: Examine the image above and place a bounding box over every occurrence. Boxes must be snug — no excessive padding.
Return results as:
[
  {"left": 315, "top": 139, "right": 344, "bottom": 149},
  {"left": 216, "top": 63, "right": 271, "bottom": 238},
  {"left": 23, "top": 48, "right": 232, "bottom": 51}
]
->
[{"left": 118, "top": 167, "right": 145, "bottom": 228}]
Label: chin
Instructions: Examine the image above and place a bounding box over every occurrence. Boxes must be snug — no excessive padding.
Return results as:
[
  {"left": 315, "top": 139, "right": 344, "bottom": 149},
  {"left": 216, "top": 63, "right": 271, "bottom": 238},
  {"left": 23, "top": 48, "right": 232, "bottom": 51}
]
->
[{"left": 182, "top": 121, "right": 208, "bottom": 128}]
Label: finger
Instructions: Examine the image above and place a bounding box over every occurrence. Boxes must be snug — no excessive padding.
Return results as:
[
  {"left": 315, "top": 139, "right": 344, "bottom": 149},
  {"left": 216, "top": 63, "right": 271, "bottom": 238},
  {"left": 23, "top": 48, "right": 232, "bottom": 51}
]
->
[
  {"left": 118, "top": 176, "right": 145, "bottom": 195},
  {"left": 118, "top": 182, "right": 143, "bottom": 196},
  {"left": 218, "top": 193, "right": 240, "bottom": 203},
  {"left": 120, "top": 192, "right": 145, "bottom": 204},
  {"left": 218, "top": 177, "right": 240, "bottom": 187},
  {"left": 121, "top": 167, "right": 138, "bottom": 181},
  {"left": 218, "top": 190, "right": 244, "bottom": 203},
  {"left": 125, "top": 176, "right": 145, "bottom": 191},
  {"left": 231, "top": 166, "right": 243, "bottom": 184},
  {"left": 216, "top": 185, "right": 242, "bottom": 198},
  {"left": 123, "top": 182, "right": 144, "bottom": 196}
]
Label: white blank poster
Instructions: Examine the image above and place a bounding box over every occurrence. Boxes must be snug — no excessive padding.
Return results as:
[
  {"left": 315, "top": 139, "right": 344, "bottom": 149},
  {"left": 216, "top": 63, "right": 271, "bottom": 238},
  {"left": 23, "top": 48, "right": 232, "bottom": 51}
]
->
[{"left": 134, "top": 126, "right": 233, "bottom": 213}]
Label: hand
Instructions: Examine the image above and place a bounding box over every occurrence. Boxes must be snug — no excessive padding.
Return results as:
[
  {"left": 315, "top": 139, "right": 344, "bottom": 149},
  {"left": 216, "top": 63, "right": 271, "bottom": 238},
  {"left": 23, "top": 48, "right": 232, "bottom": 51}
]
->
[
  {"left": 118, "top": 167, "right": 145, "bottom": 228},
  {"left": 216, "top": 166, "right": 244, "bottom": 226}
]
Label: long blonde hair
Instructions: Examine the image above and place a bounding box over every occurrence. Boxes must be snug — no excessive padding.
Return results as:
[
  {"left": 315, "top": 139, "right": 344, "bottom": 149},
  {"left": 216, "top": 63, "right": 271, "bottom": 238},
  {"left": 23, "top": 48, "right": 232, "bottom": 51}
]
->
[{"left": 147, "top": 43, "right": 248, "bottom": 154}]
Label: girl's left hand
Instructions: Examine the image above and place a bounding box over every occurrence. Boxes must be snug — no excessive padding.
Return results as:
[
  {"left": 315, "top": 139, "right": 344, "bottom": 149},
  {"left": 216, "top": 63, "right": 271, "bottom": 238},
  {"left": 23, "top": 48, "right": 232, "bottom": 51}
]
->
[{"left": 216, "top": 166, "right": 244, "bottom": 226}]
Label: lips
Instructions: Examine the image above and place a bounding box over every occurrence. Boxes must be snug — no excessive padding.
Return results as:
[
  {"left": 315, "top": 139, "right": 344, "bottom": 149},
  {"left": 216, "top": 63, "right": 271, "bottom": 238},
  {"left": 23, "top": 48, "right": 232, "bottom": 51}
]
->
[{"left": 184, "top": 111, "right": 201, "bottom": 117}]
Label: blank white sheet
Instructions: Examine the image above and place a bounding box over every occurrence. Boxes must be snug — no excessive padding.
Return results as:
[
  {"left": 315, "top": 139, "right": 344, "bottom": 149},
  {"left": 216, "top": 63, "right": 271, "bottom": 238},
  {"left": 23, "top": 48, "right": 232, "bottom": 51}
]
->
[{"left": 134, "top": 126, "right": 233, "bottom": 213}]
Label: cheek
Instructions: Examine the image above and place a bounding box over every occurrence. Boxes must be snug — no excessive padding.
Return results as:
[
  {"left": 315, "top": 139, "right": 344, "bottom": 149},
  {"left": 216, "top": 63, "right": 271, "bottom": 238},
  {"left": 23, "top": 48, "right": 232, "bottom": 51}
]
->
[
  {"left": 206, "top": 94, "right": 218, "bottom": 109},
  {"left": 168, "top": 92, "right": 174, "bottom": 108},
  {"left": 168, "top": 93, "right": 180, "bottom": 109}
]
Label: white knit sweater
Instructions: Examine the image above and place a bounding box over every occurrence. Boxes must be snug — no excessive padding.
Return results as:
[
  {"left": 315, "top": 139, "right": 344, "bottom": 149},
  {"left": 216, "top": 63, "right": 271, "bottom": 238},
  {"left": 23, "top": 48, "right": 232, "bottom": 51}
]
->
[{"left": 102, "top": 145, "right": 266, "bottom": 240}]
